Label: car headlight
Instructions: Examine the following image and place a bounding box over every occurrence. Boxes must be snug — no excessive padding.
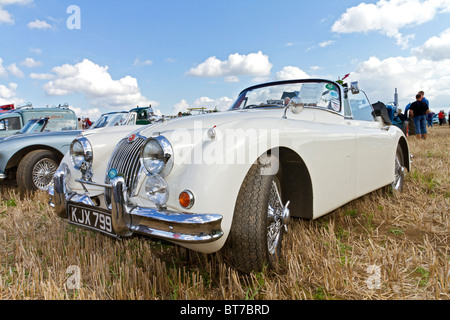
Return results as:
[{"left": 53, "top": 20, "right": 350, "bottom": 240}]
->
[
  {"left": 70, "top": 137, "right": 93, "bottom": 170},
  {"left": 141, "top": 136, "right": 173, "bottom": 177}
]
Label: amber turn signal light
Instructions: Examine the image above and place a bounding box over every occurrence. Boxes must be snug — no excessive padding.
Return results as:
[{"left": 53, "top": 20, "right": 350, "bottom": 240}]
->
[{"left": 179, "top": 190, "right": 194, "bottom": 209}]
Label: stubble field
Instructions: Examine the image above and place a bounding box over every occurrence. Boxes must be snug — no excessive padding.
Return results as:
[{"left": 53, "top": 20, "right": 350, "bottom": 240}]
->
[{"left": 0, "top": 126, "right": 449, "bottom": 300}]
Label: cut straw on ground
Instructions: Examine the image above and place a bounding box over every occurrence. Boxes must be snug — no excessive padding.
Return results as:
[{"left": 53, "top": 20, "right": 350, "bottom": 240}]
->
[{"left": 0, "top": 126, "right": 449, "bottom": 300}]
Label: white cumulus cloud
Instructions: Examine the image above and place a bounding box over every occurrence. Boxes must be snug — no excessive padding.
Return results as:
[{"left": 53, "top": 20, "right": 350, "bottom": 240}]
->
[
  {"left": 0, "top": 58, "right": 25, "bottom": 78},
  {"left": 27, "top": 19, "right": 52, "bottom": 29},
  {"left": 42, "top": 59, "right": 157, "bottom": 110},
  {"left": 0, "top": 7, "right": 13, "bottom": 24},
  {"left": 7, "top": 63, "right": 24, "bottom": 78},
  {"left": 0, "top": 0, "right": 33, "bottom": 25},
  {"left": 21, "top": 57, "right": 42, "bottom": 68},
  {"left": 348, "top": 55, "right": 450, "bottom": 109},
  {"left": 332, "top": 0, "right": 450, "bottom": 48},
  {"left": 275, "top": 66, "right": 310, "bottom": 80},
  {"left": 69, "top": 106, "right": 102, "bottom": 121},
  {"left": 133, "top": 58, "right": 153, "bottom": 67},
  {"left": 412, "top": 28, "right": 450, "bottom": 60},
  {"left": 0, "top": 82, "right": 24, "bottom": 105},
  {"left": 187, "top": 51, "right": 273, "bottom": 79}
]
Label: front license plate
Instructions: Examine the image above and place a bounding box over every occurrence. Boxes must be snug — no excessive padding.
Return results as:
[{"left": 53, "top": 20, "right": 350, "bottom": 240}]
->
[{"left": 68, "top": 202, "right": 117, "bottom": 238}]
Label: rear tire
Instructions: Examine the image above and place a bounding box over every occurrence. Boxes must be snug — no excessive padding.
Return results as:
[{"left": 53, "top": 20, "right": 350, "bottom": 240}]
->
[{"left": 17, "top": 150, "right": 59, "bottom": 193}]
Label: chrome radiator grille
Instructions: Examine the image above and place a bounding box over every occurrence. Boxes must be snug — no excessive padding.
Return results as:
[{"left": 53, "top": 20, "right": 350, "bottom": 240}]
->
[{"left": 105, "top": 137, "right": 146, "bottom": 201}]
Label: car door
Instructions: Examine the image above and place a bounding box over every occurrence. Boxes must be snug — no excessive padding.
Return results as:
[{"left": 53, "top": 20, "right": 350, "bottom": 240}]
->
[
  {"left": 344, "top": 90, "right": 393, "bottom": 197},
  {"left": 286, "top": 83, "right": 358, "bottom": 217}
]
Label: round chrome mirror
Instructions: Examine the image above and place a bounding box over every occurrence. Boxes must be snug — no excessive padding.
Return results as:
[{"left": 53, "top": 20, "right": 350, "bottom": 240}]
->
[{"left": 289, "top": 97, "right": 304, "bottom": 114}]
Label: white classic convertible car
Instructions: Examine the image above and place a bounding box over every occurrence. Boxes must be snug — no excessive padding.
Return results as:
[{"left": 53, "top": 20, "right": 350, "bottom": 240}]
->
[{"left": 50, "top": 79, "right": 410, "bottom": 273}]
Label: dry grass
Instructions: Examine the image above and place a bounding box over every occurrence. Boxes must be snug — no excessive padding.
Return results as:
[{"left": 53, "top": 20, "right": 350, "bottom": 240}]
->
[{"left": 0, "top": 126, "right": 449, "bottom": 300}]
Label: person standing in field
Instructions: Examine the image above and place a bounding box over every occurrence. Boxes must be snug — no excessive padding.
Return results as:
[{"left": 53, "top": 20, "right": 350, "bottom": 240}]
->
[
  {"left": 427, "top": 111, "right": 434, "bottom": 127},
  {"left": 438, "top": 111, "right": 444, "bottom": 126},
  {"left": 418, "top": 91, "right": 429, "bottom": 107},
  {"left": 410, "top": 93, "right": 429, "bottom": 140}
]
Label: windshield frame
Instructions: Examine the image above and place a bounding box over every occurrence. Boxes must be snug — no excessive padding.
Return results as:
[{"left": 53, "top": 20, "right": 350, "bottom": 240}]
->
[{"left": 229, "top": 79, "right": 344, "bottom": 115}]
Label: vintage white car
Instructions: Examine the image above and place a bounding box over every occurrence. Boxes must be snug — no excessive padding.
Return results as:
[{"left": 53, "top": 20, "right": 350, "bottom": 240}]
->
[{"left": 50, "top": 79, "right": 410, "bottom": 273}]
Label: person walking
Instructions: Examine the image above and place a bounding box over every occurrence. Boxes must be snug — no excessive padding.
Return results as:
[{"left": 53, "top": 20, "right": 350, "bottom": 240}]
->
[{"left": 409, "top": 93, "right": 429, "bottom": 140}]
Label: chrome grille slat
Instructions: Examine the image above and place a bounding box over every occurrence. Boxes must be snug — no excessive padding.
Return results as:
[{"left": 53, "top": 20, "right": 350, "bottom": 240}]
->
[
  {"left": 125, "top": 142, "right": 142, "bottom": 189},
  {"left": 117, "top": 140, "right": 134, "bottom": 174},
  {"left": 128, "top": 142, "right": 143, "bottom": 189},
  {"left": 105, "top": 137, "right": 146, "bottom": 205},
  {"left": 120, "top": 143, "right": 134, "bottom": 185}
]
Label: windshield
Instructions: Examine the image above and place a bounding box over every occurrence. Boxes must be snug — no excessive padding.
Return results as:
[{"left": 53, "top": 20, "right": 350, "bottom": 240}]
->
[
  {"left": 19, "top": 119, "right": 46, "bottom": 134},
  {"left": 90, "top": 112, "right": 129, "bottom": 129},
  {"left": 18, "top": 118, "right": 77, "bottom": 134},
  {"left": 229, "top": 80, "right": 341, "bottom": 113}
]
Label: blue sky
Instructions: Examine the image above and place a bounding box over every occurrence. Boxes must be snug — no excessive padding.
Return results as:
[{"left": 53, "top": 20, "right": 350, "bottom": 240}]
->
[{"left": 1, "top": 0, "right": 450, "bottom": 119}]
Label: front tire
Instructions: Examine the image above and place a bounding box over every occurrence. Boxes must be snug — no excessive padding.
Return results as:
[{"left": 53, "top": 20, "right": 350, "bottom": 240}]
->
[
  {"left": 226, "top": 162, "right": 290, "bottom": 273},
  {"left": 17, "top": 150, "right": 59, "bottom": 193}
]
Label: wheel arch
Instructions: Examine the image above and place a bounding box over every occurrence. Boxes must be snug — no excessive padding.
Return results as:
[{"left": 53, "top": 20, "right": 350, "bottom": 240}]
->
[
  {"left": 277, "top": 147, "right": 314, "bottom": 220},
  {"left": 397, "top": 136, "right": 410, "bottom": 172},
  {"left": 6, "top": 145, "right": 65, "bottom": 171}
]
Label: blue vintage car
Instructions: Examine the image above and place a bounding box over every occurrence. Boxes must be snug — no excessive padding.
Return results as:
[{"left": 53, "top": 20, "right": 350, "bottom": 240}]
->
[
  {"left": 0, "top": 123, "right": 145, "bottom": 193},
  {"left": 0, "top": 105, "right": 164, "bottom": 193},
  {"left": 0, "top": 130, "right": 82, "bottom": 192}
]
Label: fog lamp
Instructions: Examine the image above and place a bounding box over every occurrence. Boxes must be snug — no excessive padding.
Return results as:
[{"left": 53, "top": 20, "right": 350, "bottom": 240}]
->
[{"left": 145, "top": 175, "right": 169, "bottom": 207}]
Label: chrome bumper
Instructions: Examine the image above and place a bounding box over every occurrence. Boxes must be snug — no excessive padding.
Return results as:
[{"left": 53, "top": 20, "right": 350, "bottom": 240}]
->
[{"left": 49, "top": 165, "right": 223, "bottom": 243}]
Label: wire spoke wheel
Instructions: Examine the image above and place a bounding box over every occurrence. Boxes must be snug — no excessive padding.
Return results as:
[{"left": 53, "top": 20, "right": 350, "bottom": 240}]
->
[
  {"left": 392, "top": 147, "right": 406, "bottom": 193},
  {"left": 32, "top": 158, "right": 58, "bottom": 191},
  {"left": 267, "top": 180, "right": 288, "bottom": 255}
]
